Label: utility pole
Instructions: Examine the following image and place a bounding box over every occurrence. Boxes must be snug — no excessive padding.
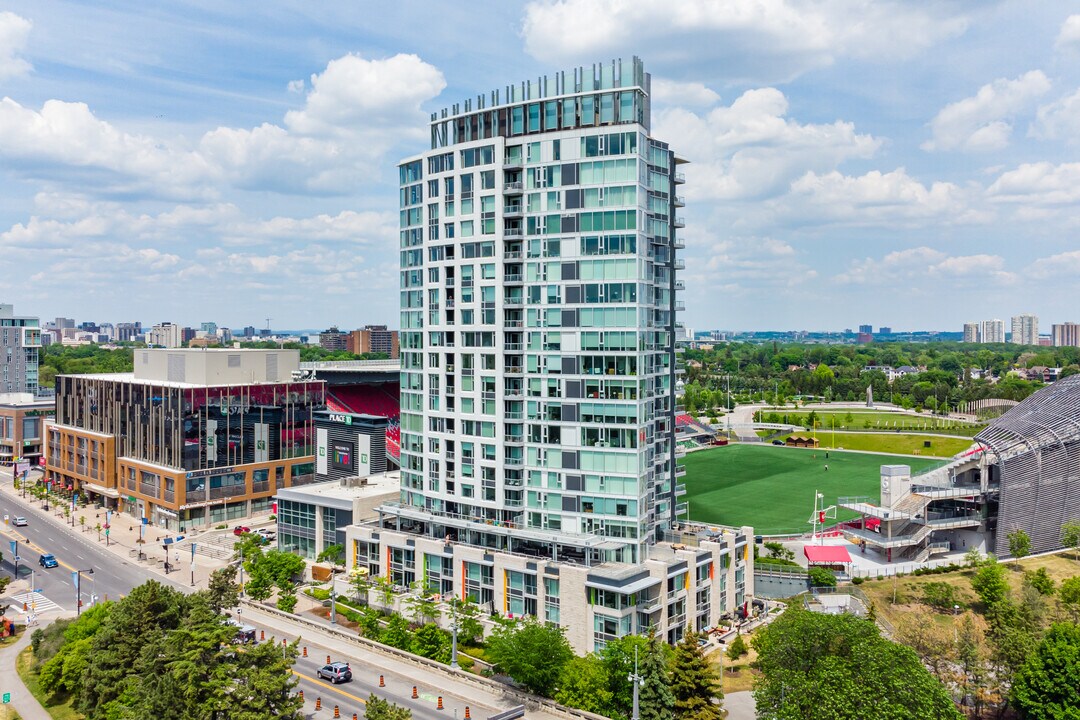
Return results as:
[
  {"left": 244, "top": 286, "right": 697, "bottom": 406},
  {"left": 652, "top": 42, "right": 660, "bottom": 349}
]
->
[
  {"left": 450, "top": 598, "right": 459, "bottom": 669},
  {"left": 629, "top": 645, "right": 644, "bottom": 720},
  {"left": 75, "top": 568, "right": 94, "bottom": 616}
]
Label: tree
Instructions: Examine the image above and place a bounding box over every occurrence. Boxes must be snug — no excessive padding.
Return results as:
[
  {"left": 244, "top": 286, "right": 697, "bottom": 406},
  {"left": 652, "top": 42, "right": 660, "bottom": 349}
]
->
[
  {"left": 404, "top": 585, "right": 440, "bottom": 626},
  {"left": 726, "top": 634, "right": 748, "bottom": 662},
  {"left": 555, "top": 655, "right": 614, "bottom": 716},
  {"left": 382, "top": 613, "right": 412, "bottom": 650},
  {"left": 351, "top": 570, "right": 374, "bottom": 605},
  {"left": 487, "top": 617, "right": 573, "bottom": 697},
  {"left": 1011, "top": 622, "right": 1080, "bottom": 720},
  {"left": 448, "top": 597, "right": 484, "bottom": 645},
  {"left": 1024, "top": 567, "right": 1056, "bottom": 597},
  {"left": 1061, "top": 520, "right": 1080, "bottom": 561},
  {"left": 764, "top": 542, "right": 795, "bottom": 562},
  {"left": 206, "top": 564, "right": 240, "bottom": 612},
  {"left": 671, "top": 629, "right": 722, "bottom": 720},
  {"left": 317, "top": 543, "right": 345, "bottom": 569},
  {"left": 1008, "top": 528, "right": 1031, "bottom": 566},
  {"left": 971, "top": 556, "right": 1010, "bottom": 609},
  {"left": 1059, "top": 577, "right": 1080, "bottom": 621},
  {"left": 410, "top": 623, "right": 451, "bottom": 663},
  {"left": 276, "top": 580, "right": 297, "bottom": 613},
  {"left": 964, "top": 547, "right": 984, "bottom": 568},
  {"left": 600, "top": 633, "right": 651, "bottom": 720},
  {"left": 894, "top": 609, "right": 953, "bottom": 680},
  {"left": 366, "top": 693, "right": 412, "bottom": 720},
  {"left": 638, "top": 627, "right": 675, "bottom": 720},
  {"left": 752, "top": 606, "right": 961, "bottom": 720},
  {"left": 922, "top": 581, "right": 959, "bottom": 612},
  {"left": 808, "top": 567, "right": 837, "bottom": 588}
]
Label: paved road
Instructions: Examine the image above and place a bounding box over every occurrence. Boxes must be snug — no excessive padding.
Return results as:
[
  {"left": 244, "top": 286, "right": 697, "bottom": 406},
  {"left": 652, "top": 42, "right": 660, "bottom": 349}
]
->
[{"left": 0, "top": 482, "right": 532, "bottom": 720}]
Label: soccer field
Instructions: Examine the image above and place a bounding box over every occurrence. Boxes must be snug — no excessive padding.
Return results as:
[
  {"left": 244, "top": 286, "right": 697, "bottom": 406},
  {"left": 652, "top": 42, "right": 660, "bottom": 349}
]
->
[{"left": 681, "top": 444, "right": 943, "bottom": 535}]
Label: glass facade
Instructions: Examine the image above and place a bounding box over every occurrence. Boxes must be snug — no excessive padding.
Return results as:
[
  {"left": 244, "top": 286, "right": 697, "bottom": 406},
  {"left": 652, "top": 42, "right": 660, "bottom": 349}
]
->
[{"left": 396, "top": 57, "right": 683, "bottom": 565}]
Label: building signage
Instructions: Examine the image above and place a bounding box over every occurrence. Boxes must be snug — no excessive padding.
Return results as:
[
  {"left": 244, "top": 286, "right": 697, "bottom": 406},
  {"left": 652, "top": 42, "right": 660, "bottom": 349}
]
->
[
  {"left": 331, "top": 443, "right": 352, "bottom": 471},
  {"left": 185, "top": 467, "right": 235, "bottom": 480},
  {"left": 328, "top": 413, "right": 353, "bottom": 425}
]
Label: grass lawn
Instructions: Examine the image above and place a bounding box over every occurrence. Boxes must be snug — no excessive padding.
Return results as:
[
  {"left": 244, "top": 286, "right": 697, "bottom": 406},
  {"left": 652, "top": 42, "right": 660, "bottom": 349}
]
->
[
  {"left": 811, "top": 411, "right": 982, "bottom": 437},
  {"left": 861, "top": 553, "right": 1080, "bottom": 639},
  {"left": 0, "top": 706, "right": 22, "bottom": 720},
  {"left": 809, "top": 432, "right": 974, "bottom": 458},
  {"left": 682, "top": 445, "right": 941, "bottom": 534},
  {"left": 15, "top": 647, "right": 81, "bottom": 720},
  {"left": 709, "top": 638, "right": 761, "bottom": 694}
]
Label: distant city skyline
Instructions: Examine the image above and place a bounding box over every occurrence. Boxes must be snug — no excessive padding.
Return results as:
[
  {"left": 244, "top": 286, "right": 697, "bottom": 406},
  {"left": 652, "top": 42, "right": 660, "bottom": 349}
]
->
[{"left": 1, "top": 3, "right": 1079, "bottom": 329}]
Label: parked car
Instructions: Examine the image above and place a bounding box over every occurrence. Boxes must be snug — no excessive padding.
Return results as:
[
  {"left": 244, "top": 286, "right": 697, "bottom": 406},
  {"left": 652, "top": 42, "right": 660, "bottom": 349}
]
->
[
  {"left": 317, "top": 662, "right": 352, "bottom": 684},
  {"left": 13, "top": 516, "right": 27, "bottom": 527},
  {"left": 255, "top": 528, "right": 276, "bottom": 541},
  {"left": 771, "top": 439, "right": 784, "bottom": 446},
  {"left": 232, "top": 525, "right": 251, "bottom": 536},
  {"left": 38, "top": 553, "right": 58, "bottom": 568}
]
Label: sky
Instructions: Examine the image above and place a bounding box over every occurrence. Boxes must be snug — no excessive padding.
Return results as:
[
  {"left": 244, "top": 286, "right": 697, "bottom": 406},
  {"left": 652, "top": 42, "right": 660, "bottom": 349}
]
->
[{"left": 1, "top": 1, "right": 1078, "bottom": 333}]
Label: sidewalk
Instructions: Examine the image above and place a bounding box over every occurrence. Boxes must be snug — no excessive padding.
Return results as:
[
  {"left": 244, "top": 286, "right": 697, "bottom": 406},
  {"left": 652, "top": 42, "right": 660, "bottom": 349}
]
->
[
  {"left": 0, "top": 617, "right": 74, "bottom": 720},
  {"left": 2, "top": 470, "right": 232, "bottom": 589}
]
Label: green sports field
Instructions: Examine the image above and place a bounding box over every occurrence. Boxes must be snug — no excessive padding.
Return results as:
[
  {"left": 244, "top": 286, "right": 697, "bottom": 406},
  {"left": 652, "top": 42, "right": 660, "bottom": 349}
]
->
[{"left": 681, "top": 444, "right": 943, "bottom": 535}]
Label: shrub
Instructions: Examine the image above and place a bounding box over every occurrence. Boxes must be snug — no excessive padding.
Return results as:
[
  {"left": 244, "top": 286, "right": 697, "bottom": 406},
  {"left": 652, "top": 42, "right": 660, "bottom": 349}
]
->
[
  {"left": 851, "top": 576, "right": 865, "bottom": 585},
  {"left": 922, "top": 581, "right": 958, "bottom": 611},
  {"left": 726, "top": 634, "right": 748, "bottom": 661},
  {"left": 1024, "top": 568, "right": 1055, "bottom": 597},
  {"left": 808, "top": 567, "right": 837, "bottom": 587}
]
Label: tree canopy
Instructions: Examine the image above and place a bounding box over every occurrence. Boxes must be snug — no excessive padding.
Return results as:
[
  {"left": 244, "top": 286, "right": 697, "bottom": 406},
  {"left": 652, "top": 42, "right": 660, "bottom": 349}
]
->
[
  {"left": 487, "top": 617, "right": 573, "bottom": 697},
  {"left": 752, "top": 606, "right": 961, "bottom": 720}
]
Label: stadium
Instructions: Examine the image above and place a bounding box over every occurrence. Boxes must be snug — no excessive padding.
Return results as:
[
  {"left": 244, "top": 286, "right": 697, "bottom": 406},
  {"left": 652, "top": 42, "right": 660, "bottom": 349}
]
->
[
  {"left": 293, "top": 359, "right": 401, "bottom": 466},
  {"left": 839, "top": 374, "right": 1080, "bottom": 563}
]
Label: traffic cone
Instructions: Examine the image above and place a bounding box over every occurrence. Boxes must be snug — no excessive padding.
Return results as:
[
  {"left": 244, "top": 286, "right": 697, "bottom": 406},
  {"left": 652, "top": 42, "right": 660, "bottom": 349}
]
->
[
  {"left": 298, "top": 690, "right": 304, "bottom": 702},
  {"left": 315, "top": 697, "right": 322, "bottom": 711},
  {"left": 303, "top": 646, "right": 308, "bottom": 658},
  {"left": 412, "top": 686, "right": 418, "bottom": 699},
  {"left": 353, "top": 714, "right": 359, "bottom": 720},
  {"left": 379, "top": 674, "right": 385, "bottom": 687},
  {"left": 438, "top": 696, "right": 444, "bottom": 710},
  {"left": 260, "top": 629, "right": 265, "bottom": 641},
  {"left": 465, "top": 707, "right": 471, "bottom": 719},
  {"left": 326, "top": 654, "right": 331, "bottom": 664},
  {"left": 22, "top": 602, "right": 27, "bottom": 611},
  {"left": 334, "top": 705, "right": 341, "bottom": 718}
]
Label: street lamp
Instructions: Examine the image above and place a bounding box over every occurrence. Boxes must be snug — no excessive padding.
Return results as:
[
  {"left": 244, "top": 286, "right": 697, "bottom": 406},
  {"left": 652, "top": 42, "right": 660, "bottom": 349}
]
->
[
  {"left": 628, "top": 646, "right": 645, "bottom": 720},
  {"left": 76, "top": 568, "right": 94, "bottom": 616},
  {"left": 449, "top": 598, "right": 460, "bottom": 669}
]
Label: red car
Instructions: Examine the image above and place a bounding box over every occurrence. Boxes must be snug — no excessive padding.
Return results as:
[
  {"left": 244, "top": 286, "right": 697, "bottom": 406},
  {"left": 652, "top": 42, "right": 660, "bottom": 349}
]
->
[{"left": 232, "top": 525, "right": 251, "bottom": 536}]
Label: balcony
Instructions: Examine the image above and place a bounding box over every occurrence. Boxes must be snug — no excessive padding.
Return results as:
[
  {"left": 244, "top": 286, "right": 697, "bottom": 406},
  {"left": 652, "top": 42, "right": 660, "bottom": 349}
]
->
[
  {"left": 503, "top": 182, "right": 523, "bottom": 193},
  {"left": 504, "top": 297, "right": 524, "bottom": 307},
  {"left": 503, "top": 319, "right": 524, "bottom": 328},
  {"left": 503, "top": 229, "right": 524, "bottom": 240},
  {"left": 504, "top": 435, "right": 524, "bottom": 445},
  {"left": 673, "top": 195, "right": 686, "bottom": 207},
  {"left": 504, "top": 389, "right": 524, "bottom": 400},
  {"left": 503, "top": 250, "right": 523, "bottom": 260},
  {"left": 674, "top": 280, "right": 685, "bottom": 291},
  {"left": 504, "top": 342, "right": 523, "bottom": 351},
  {"left": 674, "top": 217, "right": 686, "bottom": 228},
  {"left": 675, "top": 301, "right": 686, "bottom": 312},
  {"left": 674, "top": 172, "right": 686, "bottom": 184},
  {"left": 674, "top": 238, "right": 686, "bottom": 249},
  {"left": 504, "top": 204, "right": 523, "bottom": 218},
  {"left": 505, "top": 366, "right": 524, "bottom": 374},
  {"left": 503, "top": 159, "right": 523, "bottom": 171},
  {"left": 674, "top": 259, "right": 686, "bottom": 271},
  {"left": 504, "top": 274, "right": 523, "bottom": 284},
  {"left": 505, "top": 457, "right": 524, "bottom": 467}
]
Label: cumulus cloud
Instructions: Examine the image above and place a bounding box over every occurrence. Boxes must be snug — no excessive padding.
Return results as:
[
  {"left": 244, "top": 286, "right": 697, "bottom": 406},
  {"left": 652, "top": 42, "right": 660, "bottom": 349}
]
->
[
  {"left": 521, "top": 0, "right": 970, "bottom": 83},
  {"left": 786, "top": 168, "right": 982, "bottom": 225},
  {"left": 0, "top": 52, "right": 446, "bottom": 200},
  {"left": 1030, "top": 87, "right": 1080, "bottom": 142},
  {"left": 987, "top": 162, "right": 1080, "bottom": 205},
  {"left": 0, "top": 11, "right": 32, "bottom": 81},
  {"left": 654, "top": 87, "right": 879, "bottom": 201},
  {"left": 836, "top": 247, "right": 1016, "bottom": 286},
  {"left": 1056, "top": 14, "right": 1080, "bottom": 49},
  {"left": 1027, "top": 250, "right": 1080, "bottom": 279},
  {"left": 923, "top": 70, "right": 1051, "bottom": 152},
  {"left": 650, "top": 79, "right": 720, "bottom": 107}
]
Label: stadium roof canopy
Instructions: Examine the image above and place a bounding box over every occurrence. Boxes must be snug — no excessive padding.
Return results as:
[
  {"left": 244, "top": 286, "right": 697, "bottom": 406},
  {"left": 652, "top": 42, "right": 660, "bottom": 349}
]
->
[{"left": 975, "top": 374, "right": 1080, "bottom": 461}]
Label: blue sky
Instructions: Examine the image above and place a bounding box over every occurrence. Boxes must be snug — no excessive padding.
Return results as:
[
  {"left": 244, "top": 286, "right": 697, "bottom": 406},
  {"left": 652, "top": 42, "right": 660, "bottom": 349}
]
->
[{"left": 1, "top": 1, "right": 1078, "bottom": 333}]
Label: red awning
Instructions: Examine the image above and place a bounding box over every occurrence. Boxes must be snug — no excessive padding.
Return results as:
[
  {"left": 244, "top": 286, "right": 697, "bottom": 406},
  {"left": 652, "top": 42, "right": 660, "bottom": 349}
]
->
[{"left": 803, "top": 545, "right": 852, "bottom": 565}]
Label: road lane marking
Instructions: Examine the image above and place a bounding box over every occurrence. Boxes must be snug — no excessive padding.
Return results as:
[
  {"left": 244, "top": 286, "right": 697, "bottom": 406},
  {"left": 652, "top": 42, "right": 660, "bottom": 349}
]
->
[{"left": 292, "top": 670, "right": 367, "bottom": 704}]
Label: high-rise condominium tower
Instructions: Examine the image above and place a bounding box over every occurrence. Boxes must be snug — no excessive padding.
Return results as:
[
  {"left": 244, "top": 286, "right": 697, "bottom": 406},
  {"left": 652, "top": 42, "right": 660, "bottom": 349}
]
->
[
  {"left": 1010, "top": 314, "right": 1038, "bottom": 346},
  {"left": 393, "top": 57, "right": 685, "bottom": 565}
]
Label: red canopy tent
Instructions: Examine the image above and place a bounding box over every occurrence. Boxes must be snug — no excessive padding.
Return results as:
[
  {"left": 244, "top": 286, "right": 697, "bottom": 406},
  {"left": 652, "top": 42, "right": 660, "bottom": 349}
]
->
[{"left": 803, "top": 545, "right": 852, "bottom": 567}]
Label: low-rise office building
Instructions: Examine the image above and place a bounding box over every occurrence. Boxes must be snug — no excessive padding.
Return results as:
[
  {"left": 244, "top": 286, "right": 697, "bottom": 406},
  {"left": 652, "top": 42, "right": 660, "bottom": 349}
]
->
[
  {"left": 45, "top": 349, "right": 324, "bottom": 531},
  {"left": 0, "top": 393, "right": 54, "bottom": 466},
  {"left": 276, "top": 472, "right": 400, "bottom": 560}
]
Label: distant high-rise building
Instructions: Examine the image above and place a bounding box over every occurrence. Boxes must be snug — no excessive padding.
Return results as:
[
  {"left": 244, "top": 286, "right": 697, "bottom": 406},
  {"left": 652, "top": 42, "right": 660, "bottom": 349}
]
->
[
  {"left": 1010, "top": 314, "right": 1039, "bottom": 346},
  {"left": 115, "top": 322, "right": 141, "bottom": 342},
  {"left": 54, "top": 317, "right": 75, "bottom": 330},
  {"left": 200, "top": 322, "right": 218, "bottom": 335},
  {"left": 243, "top": 326, "right": 256, "bottom": 339},
  {"left": 319, "top": 327, "right": 348, "bottom": 351},
  {"left": 147, "top": 322, "right": 182, "bottom": 348},
  {"left": 963, "top": 323, "right": 980, "bottom": 343},
  {"left": 1052, "top": 323, "right": 1080, "bottom": 347},
  {"left": 0, "top": 304, "right": 41, "bottom": 395},
  {"left": 878, "top": 326, "right": 892, "bottom": 334},
  {"left": 858, "top": 324, "right": 873, "bottom": 334},
  {"left": 346, "top": 325, "right": 399, "bottom": 358},
  {"left": 981, "top": 319, "right": 1005, "bottom": 344}
]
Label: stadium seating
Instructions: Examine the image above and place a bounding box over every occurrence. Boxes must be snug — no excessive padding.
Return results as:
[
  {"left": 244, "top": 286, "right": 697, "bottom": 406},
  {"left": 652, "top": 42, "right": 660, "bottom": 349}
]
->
[{"left": 327, "top": 384, "right": 399, "bottom": 420}]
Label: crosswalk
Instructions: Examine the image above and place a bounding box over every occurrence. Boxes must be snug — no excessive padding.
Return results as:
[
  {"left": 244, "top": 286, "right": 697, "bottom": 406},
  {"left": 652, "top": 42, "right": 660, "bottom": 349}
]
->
[{"left": 10, "top": 591, "right": 63, "bottom": 614}]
